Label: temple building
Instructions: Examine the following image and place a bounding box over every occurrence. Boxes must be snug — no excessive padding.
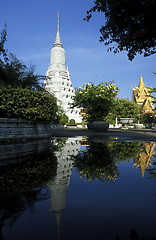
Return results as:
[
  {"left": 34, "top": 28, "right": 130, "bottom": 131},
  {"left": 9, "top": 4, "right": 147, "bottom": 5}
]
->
[
  {"left": 44, "top": 14, "right": 82, "bottom": 123},
  {"left": 132, "top": 76, "right": 154, "bottom": 113}
]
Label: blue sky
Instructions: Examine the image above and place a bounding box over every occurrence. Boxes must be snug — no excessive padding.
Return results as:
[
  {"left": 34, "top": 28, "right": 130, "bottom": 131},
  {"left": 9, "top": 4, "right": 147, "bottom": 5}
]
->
[{"left": 1, "top": 0, "right": 155, "bottom": 99}]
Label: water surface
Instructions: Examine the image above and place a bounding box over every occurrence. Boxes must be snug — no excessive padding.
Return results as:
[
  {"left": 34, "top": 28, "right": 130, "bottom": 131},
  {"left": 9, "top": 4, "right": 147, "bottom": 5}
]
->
[{"left": 0, "top": 137, "right": 156, "bottom": 240}]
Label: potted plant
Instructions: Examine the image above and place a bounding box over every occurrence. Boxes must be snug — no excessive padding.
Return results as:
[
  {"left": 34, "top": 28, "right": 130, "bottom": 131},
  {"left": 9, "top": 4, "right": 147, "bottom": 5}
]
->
[{"left": 73, "top": 82, "right": 119, "bottom": 132}]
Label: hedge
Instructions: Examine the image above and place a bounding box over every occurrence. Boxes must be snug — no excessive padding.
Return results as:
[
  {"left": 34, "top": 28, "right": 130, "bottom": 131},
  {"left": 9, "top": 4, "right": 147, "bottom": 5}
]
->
[{"left": 0, "top": 87, "right": 59, "bottom": 123}]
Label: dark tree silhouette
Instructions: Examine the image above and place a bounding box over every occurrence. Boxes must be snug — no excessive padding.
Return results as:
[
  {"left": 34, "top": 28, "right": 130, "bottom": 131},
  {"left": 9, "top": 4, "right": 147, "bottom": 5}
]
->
[
  {"left": 0, "top": 26, "right": 45, "bottom": 90},
  {"left": 85, "top": 0, "right": 156, "bottom": 60}
]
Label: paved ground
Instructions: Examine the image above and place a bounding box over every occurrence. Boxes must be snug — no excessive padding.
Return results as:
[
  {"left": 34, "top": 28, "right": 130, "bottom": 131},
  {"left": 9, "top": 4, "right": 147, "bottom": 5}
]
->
[{"left": 51, "top": 127, "right": 156, "bottom": 141}]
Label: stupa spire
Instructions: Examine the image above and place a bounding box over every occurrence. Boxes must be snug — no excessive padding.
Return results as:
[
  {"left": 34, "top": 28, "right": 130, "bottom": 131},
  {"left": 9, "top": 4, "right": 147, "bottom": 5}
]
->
[
  {"left": 54, "top": 13, "right": 62, "bottom": 47},
  {"left": 45, "top": 13, "right": 82, "bottom": 123},
  {"left": 139, "top": 75, "right": 145, "bottom": 88}
]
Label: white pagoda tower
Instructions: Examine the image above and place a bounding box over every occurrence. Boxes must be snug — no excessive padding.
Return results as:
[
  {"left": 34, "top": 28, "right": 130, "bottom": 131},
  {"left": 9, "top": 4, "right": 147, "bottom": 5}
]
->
[{"left": 44, "top": 14, "right": 82, "bottom": 123}]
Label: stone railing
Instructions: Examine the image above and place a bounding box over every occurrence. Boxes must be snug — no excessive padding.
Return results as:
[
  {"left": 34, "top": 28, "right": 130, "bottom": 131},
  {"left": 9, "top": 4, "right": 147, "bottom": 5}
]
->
[{"left": 0, "top": 118, "right": 63, "bottom": 141}]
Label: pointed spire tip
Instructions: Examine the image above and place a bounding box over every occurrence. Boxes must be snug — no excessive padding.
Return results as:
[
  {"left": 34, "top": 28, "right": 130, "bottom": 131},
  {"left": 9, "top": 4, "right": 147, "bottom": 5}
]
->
[{"left": 54, "top": 13, "right": 62, "bottom": 47}]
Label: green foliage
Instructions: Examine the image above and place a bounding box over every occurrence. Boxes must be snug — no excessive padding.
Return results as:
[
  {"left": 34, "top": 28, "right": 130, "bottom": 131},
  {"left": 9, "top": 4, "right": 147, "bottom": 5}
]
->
[
  {"left": 59, "top": 114, "right": 69, "bottom": 125},
  {"left": 0, "top": 54, "right": 45, "bottom": 90},
  {"left": 85, "top": 0, "right": 156, "bottom": 60},
  {"left": 57, "top": 107, "right": 69, "bottom": 125},
  {"left": 0, "top": 87, "right": 59, "bottom": 123},
  {"left": 142, "top": 112, "right": 156, "bottom": 125},
  {"left": 73, "top": 82, "right": 119, "bottom": 122},
  {"left": 0, "top": 26, "right": 45, "bottom": 90},
  {"left": 68, "top": 119, "right": 76, "bottom": 125},
  {"left": 105, "top": 98, "right": 141, "bottom": 123},
  {"left": 149, "top": 72, "right": 156, "bottom": 105},
  {"left": 143, "top": 72, "right": 156, "bottom": 126}
]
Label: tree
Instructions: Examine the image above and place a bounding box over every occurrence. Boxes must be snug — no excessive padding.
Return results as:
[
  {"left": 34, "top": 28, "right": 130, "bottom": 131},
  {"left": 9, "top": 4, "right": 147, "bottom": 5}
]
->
[
  {"left": 0, "top": 24, "right": 8, "bottom": 63},
  {"left": 105, "top": 98, "right": 141, "bottom": 124},
  {"left": 85, "top": 0, "right": 156, "bottom": 60},
  {"left": 149, "top": 72, "right": 156, "bottom": 105},
  {"left": 0, "top": 26, "right": 44, "bottom": 90},
  {"left": 57, "top": 107, "right": 69, "bottom": 125},
  {"left": 73, "top": 82, "right": 119, "bottom": 122},
  {"left": 0, "top": 53, "right": 44, "bottom": 90}
]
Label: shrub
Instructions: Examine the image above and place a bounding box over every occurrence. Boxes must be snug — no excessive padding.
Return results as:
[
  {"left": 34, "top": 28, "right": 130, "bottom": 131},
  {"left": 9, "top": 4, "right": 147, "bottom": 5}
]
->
[
  {"left": 142, "top": 112, "right": 156, "bottom": 124},
  {"left": 73, "top": 82, "right": 119, "bottom": 122},
  {"left": 69, "top": 119, "right": 76, "bottom": 125},
  {"left": 59, "top": 114, "right": 69, "bottom": 125},
  {"left": 0, "top": 87, "right": 59, "bottom": 123},
  {"left": 57, "top": 107, "right": 69, "bottom": 125},
  {"left": 105, "top": 98, "right": 141, "bottom": 123}
]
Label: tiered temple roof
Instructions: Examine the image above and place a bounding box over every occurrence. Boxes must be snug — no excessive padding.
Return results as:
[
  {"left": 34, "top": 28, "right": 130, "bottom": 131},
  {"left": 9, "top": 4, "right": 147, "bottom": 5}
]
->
[{"left": 132, "top": 76, "right": 154, "bottom": 113}]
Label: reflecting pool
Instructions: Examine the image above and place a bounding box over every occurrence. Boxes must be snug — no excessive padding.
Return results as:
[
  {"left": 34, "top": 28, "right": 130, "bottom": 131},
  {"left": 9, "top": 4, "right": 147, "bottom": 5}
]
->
[{"left": 0, "top": 137, "right": 156, "bottom": 240}]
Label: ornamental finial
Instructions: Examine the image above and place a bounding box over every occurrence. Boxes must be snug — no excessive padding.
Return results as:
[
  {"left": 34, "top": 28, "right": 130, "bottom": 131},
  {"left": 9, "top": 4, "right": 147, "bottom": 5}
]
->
[{"left": 54, "top": 12, "right": 62, "bottom": 47}]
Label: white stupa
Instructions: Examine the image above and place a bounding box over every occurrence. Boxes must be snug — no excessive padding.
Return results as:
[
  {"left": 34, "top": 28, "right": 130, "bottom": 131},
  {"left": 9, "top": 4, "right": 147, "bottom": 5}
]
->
[{"left": 44, "top": 14, "right": 82, "bottom": 123}]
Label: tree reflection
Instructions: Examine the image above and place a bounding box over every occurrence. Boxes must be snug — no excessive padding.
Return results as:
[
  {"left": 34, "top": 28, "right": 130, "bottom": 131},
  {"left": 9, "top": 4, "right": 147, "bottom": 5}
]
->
[
  {"left": 116, "top": 228, "right": 156, "bottom": 240},
  {"left": 73, "top": 141, "right": 119, "bottom": 182},
  {"left": 110, "top": 141, "right": 144, "bottom": 162},
  {"left": 0, "top": 147, "right": 57, "bottom": 197},
  {"left": 0, "top": 141, "right": 58, "bottom": 238},
  {"left": 0, "top": 188, "right": 48, "bottom": 232},
  {"left": 73, "top": 139, "right": 143, "bottom": 182}
]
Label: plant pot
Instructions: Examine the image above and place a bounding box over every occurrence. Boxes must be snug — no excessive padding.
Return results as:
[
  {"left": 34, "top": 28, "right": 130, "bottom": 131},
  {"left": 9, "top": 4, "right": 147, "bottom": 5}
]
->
[
  {"left": 119, "top": 118, "right": 134, "bottom": 128},
  {"left": 119, "top": 118, "right": 134, "bottom": 124},
  {"left": 92, "top": 121, "right": 109, "bottom": 132},
  {"left": 133, "top": 123, "right": 145, "bottom": 129},
  {"left": 87, "top": 122, "right": 94, "bottom": 130}
]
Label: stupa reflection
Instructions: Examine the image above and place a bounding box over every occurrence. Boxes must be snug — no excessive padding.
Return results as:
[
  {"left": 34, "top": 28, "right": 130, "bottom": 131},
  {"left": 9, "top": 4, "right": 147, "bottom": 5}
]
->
[{"left": 48, "top": 137, "right": 82, "bottom": 236}]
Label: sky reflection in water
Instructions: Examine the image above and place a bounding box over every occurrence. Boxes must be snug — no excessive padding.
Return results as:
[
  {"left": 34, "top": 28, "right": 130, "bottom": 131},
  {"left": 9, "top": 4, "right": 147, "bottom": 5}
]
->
[{"left": 0, "top": 137, "right": 156, "bottom": 240}]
